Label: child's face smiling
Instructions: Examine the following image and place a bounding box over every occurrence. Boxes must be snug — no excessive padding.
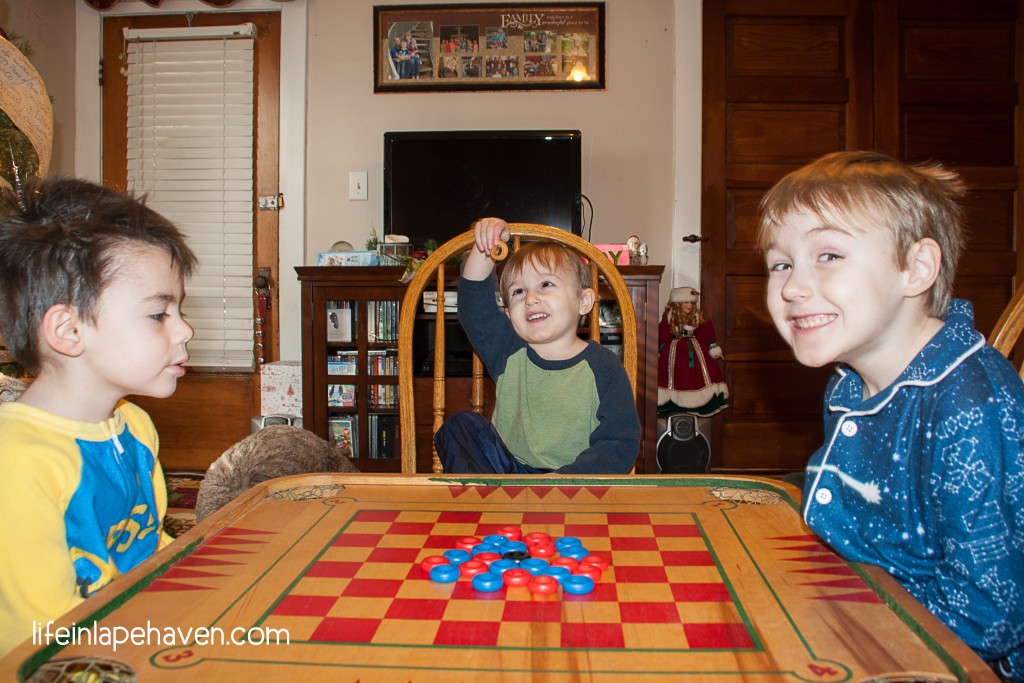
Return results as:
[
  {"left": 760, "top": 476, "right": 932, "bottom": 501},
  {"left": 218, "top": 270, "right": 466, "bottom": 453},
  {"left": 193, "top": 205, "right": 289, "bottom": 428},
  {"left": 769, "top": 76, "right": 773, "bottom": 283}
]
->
[
  {"left": 504, "top": 260, "right": 593, "bottom": 360},
  {"left": 763, "top": 208, "right": 927, "bottom": 390},
  {"left": 79, "top": 245, "right": 194, "bottom": 408}
]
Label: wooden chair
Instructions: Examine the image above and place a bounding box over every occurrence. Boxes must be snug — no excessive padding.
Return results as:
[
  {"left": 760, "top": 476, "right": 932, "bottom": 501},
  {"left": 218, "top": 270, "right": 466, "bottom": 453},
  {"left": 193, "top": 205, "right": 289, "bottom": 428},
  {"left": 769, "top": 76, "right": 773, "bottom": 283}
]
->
[
  {"left": 989, "top": 285, "right": 1024, "bottom": 376},
  {"left": 398, "top": 223, "right": 638, "bottom": 474}
]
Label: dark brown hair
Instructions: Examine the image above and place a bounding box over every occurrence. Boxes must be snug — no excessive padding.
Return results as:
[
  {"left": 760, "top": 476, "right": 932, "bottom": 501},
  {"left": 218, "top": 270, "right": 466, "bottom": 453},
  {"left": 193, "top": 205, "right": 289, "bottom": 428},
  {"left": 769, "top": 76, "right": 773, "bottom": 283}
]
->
[{"left": 0, "top": 176, "right": 198, "bottom": 372}]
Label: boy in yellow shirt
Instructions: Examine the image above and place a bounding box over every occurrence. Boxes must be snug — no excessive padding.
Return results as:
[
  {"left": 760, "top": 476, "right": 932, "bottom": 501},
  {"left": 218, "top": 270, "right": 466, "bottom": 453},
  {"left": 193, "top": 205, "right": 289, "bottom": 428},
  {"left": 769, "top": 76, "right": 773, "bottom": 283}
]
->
[{"left": 0, "top": 177, "right": 197, "bottom": 656}]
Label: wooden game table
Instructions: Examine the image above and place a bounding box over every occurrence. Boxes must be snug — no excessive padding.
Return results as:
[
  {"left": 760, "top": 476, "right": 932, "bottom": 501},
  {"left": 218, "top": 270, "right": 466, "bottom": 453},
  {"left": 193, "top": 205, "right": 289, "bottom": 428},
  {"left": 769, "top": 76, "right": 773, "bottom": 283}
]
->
[{"left": 1, "top": 474, "right": 999, "bottom": 682}]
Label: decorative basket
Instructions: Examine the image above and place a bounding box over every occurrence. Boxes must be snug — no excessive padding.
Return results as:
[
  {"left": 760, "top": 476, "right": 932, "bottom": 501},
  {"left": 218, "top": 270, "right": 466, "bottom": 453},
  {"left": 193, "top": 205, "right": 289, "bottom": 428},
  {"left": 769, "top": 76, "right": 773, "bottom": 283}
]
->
[{"left": 379, "top": 242, "right": 413, "bottom": 266}]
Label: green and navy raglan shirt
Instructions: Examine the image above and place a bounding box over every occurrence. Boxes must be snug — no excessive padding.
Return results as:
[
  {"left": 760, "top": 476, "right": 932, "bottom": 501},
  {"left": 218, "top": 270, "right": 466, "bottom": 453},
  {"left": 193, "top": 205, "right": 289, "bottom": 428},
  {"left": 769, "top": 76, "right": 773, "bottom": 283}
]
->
[
  {"left": 0, "top": 400, "right": 171, "bottom": 657},
  {"left": 458, "top": 272, "right": 640, "bottom": 473},
  {"left": 801, "top": 299, "right": 1024, "bottom": 680}
]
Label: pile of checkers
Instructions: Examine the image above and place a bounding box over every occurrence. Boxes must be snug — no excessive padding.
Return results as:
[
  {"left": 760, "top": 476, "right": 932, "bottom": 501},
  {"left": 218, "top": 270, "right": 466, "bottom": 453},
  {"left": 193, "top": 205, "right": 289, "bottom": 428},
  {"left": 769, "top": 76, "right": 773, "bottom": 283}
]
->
[{"left": 419, "top": 526, "right": 610, "bottom": 596}]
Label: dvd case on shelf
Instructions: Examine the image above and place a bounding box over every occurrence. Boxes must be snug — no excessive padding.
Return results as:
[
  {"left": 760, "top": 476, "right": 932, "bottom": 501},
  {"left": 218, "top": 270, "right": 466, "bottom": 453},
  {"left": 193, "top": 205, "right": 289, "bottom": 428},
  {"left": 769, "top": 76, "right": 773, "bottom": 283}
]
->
[{"left": 328, "top": 416, "right": 357, "bottom": 458}]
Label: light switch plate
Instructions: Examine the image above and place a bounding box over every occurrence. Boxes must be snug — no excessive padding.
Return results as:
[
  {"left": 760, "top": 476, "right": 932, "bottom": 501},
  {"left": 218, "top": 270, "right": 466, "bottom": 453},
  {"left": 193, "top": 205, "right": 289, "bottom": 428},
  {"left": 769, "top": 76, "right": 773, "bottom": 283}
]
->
[{"left": 349, "top": 171, "right": 368, "bottom": 200}]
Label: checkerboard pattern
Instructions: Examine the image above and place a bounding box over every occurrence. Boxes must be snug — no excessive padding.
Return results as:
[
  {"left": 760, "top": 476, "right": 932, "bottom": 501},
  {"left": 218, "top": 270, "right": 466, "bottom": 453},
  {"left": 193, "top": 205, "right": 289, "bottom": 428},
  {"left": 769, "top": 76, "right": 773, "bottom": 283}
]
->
[{"left": 264, "top": 509, "right": 755, "bottom": 650}]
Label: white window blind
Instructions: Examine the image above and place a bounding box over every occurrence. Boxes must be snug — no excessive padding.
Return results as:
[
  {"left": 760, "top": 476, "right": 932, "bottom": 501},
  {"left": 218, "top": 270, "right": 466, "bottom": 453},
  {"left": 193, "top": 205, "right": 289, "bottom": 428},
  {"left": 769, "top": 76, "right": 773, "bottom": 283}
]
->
[{"left": 125, "top": 24, "right": 256, "bottom": 369}]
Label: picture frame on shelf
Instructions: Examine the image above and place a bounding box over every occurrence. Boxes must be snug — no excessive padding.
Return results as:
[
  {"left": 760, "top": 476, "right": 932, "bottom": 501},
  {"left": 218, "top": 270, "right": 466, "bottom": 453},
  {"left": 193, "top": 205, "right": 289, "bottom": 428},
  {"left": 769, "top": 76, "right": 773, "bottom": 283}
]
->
[{"left": 373, "top": 3, "right": 605, "bottom": 93}]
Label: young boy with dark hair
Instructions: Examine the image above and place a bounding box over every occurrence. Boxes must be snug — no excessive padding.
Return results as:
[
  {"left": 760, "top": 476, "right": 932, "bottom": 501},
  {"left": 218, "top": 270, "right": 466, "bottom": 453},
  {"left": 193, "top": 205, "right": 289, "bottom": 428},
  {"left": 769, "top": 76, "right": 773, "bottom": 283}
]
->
[
  {"left": 757, "top": 150, "right": 1024, "bottom": 680},
  {"left": 433, "top": 217, "right": 640, "bottom": 474},
  {"left": 0, "top": 176, "right": 198, "bottom": 656}
]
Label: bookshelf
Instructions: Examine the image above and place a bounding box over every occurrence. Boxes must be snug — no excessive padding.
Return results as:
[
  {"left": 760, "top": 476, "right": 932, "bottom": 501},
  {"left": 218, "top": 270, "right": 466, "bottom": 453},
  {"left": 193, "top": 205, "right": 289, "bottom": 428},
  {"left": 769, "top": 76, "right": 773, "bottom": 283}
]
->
[
  {"left": 297, "top": 265, "right": 664, "bottom": 473},
  {"left": 298, "top": 266, "right": 406, "bottom": 472}
]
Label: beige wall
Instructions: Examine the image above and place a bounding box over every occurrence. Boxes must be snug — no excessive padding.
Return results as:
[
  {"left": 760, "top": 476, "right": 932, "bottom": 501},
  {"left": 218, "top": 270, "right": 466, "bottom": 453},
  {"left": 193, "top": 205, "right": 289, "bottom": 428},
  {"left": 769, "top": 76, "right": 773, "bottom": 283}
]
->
[
  {"left": 0, "top": 0, "right": 76, "bottom": 176},
  {"left": 61, "top": 0, "right": 703, "bottom": 359},
  {"left": 306, "top": 0, "right": 678, "bottom": 267}
]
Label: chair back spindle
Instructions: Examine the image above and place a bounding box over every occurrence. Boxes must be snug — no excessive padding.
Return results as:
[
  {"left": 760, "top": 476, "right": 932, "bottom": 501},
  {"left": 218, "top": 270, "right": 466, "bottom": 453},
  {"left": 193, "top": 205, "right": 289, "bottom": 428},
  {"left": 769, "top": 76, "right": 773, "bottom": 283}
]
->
[{"left": 989, "top": 286, "right": 1024, "bottom": 377}]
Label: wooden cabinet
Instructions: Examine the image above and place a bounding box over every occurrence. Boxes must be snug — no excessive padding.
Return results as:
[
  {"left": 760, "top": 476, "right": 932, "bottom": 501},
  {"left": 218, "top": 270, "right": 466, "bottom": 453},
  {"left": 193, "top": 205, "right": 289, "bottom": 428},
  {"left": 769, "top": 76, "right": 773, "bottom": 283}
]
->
[{"left": 297, "top": 265, "right": 664, "bottom": 473}]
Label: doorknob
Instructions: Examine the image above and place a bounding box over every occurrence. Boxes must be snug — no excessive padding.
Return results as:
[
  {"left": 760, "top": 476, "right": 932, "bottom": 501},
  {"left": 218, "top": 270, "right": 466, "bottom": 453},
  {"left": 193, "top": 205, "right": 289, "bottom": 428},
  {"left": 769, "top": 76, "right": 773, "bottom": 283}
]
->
[
  {"left": 682, "top": 234, "right": 709, "bottom": 243},
  {"left": 254, "top": 268, "right": 271, "bottom": 295}
]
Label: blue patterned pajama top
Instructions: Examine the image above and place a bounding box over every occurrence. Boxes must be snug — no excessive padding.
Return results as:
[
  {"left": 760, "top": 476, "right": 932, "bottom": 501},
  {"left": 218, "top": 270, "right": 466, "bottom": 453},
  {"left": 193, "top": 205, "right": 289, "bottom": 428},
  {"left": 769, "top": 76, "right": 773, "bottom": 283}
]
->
[{"left": 801, "top": 299, "right": 1024, "bottom": 680}]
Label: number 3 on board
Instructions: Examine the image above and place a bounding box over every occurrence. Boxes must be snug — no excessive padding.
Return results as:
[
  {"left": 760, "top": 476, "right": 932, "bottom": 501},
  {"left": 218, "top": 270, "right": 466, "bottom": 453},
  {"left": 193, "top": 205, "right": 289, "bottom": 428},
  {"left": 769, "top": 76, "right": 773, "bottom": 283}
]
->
[{"left": 162, "top": 648, "right": 195, "bottom": 664}]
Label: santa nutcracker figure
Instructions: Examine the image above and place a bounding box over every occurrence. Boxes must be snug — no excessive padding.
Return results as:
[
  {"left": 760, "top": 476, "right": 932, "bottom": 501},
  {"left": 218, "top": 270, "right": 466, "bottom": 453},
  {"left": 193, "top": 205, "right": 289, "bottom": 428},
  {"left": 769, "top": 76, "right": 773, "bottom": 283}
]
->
[{"left": 657, "top": 287, "right": 728, "bottom": 416}]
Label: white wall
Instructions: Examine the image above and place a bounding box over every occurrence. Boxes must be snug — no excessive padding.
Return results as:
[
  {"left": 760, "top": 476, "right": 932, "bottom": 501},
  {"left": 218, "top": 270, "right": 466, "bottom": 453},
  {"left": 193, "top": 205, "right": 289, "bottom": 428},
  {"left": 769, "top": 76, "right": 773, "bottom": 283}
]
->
[
  {"left": 307, "top": 0, "right": 683, "bottom": 257},
  {"left": 66, "top": 0, "right": 702, "bottom": 361},
  {"left": 305, "top": 0, "right": 704, "bottom": 351}
]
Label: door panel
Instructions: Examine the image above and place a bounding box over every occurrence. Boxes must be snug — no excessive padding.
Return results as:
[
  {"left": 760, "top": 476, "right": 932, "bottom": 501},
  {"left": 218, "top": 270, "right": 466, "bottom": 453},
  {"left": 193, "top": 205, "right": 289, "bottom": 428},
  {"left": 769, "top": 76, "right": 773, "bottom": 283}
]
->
[
  {"left": 883, "top": 1, "right": 1020, "bottom": 336},
  {"left": 102, "top": 12, "right": 281, "bottom": 470}
]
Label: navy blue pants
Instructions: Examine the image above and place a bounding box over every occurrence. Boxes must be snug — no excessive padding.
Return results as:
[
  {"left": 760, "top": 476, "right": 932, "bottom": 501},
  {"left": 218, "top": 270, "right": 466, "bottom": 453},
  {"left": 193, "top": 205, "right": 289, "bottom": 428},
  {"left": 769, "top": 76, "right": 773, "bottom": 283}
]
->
[{"left": 434, "top": 411, "right": 550, "bottom": 474}]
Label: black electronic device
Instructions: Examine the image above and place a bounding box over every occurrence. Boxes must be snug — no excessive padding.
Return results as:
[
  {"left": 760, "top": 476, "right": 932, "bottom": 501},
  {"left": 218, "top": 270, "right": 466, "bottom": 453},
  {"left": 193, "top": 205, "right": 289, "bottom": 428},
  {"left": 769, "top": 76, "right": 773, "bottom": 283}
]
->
[
  {"left": 656, "top": 414, "right": 711, "bottom": 474},
  {"left": 383, "top": 130, "right": 583, "bottom": 248}
]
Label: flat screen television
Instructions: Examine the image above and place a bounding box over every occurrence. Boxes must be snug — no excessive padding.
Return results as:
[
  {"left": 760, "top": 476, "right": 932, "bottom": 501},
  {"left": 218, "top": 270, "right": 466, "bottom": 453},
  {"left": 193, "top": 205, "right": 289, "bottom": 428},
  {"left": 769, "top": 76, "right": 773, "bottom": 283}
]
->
[{"left": 383, "top": 130, "right": 582, "bottom": 248}]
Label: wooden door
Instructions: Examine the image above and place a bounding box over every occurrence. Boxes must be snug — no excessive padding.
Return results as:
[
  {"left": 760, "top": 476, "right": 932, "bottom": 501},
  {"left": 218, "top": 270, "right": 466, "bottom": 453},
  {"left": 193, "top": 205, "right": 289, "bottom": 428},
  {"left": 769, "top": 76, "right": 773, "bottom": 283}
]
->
[
  {"left": 701, "top": 0, "right": 1021, "bottom": 473},
  {"left": 102, "top": 12, "right": 281, "bottom": 470},
  {"left": 873, "top": 1, "right": 1021, "bottom": 341}
]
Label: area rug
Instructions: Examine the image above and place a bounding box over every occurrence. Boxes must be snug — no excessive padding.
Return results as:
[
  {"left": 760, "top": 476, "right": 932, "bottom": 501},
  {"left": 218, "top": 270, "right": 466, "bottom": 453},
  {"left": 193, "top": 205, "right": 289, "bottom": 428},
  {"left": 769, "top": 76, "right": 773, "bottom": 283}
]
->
[{"left": 163, "top": 470, "right": 203, "bottom": 538}]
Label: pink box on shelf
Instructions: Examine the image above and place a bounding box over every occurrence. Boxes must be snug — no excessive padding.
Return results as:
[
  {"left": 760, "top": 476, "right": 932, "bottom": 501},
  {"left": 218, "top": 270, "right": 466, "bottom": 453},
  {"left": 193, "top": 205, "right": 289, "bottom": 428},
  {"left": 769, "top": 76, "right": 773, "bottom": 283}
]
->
[{"left": 591, "top": 244, "right": 631, "bottom": 266}]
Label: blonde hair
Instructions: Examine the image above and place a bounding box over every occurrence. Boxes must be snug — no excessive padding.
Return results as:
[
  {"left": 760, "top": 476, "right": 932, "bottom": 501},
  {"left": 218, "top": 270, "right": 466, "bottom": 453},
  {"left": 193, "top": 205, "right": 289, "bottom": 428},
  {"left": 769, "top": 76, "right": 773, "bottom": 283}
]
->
[
  {"left": 756, "top": 151, "right": 966, "bottom": 318},
  {"left": 665, "top": 301, "right": 705, "bottom": 336},
  {"left": 498, "top": 241, "right": 592, "bottom": 304}
]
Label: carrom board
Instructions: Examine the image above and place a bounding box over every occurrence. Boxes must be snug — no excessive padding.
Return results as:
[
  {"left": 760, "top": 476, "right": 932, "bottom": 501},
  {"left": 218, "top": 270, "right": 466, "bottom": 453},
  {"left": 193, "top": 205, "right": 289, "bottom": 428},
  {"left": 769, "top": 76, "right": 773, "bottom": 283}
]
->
[{"left": 3, "top": 475, "right": 996, "bottom": 683}]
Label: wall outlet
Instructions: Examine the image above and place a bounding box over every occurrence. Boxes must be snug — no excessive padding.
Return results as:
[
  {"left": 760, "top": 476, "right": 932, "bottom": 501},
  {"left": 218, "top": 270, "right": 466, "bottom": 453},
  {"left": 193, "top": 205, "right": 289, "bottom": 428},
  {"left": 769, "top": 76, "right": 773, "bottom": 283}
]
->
[{"left": 349, "top": 171, "right": 368, "bottom": 200}]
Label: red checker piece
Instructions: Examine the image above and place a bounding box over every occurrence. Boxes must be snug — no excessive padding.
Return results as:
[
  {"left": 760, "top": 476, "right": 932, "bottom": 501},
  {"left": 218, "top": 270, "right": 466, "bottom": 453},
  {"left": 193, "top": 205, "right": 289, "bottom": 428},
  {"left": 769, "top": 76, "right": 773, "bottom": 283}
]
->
[
  {"left": 573, "top": 563, "right": 603, "bottom": 582},
  {"left": 420, "top": 556, "right": 450, "bottom": 575},
  {"left": 459, "top": 560, "right": 488, "bottom": 578},
  {"left": 498, "top": 525, "right": 523, "bottom": 541},
  {"left": 529, "top": 542, "right": 556, "bottom": 558},
  {"left": 455, "top": 536, "right": 482, "bottom": 552},
  {"left": 503, "top": 568, "right": 533, "bottom": 587},
  {"left": 524, "top": 531, "right": 551, "bottom": 544},
  {"left": 474, "top": 551, "right": 502, "bottom": 566},
  {"left": 551, "top": 556, "right": 579, "bottom": 571},
  {"left": 527, "top": 575, "right": 559, "bottom": 595},
  {"left": 579, "top": 554, "right": 610, "bottom": 571}
]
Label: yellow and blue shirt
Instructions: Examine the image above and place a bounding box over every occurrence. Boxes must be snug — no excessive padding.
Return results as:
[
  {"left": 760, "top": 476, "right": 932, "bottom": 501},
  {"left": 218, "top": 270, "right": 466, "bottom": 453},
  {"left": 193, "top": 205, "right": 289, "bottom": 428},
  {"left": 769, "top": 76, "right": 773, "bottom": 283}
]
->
[{"left": 0, "top": 400, "right": 170, "bottom": 656}]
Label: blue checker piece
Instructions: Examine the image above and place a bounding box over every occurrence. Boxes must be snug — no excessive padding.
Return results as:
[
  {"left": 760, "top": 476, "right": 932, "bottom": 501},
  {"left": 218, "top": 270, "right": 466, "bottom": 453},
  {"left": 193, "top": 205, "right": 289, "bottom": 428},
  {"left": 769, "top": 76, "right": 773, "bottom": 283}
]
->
[
  {"left": 562, "top": 575, "right": 595, "bottom": 595},
  {"left": 559, "top": 546, "right": 590, "bottom": 561},
  {"left": 555, "top": 536, "right": 582, "bottom": 550},
  {"left": 429, "top": 564, "right": 460, "bottom": 583},
  {"left": 499, "top": 540, "right": 528, "bottom": 554},
  {"left": 520, "top": 558, "right": 549, "bottom": 575},
  {"left": 489, "top": 559, "right": 518, "bottom": 574},
  {"left": 443, "top": 549, "right": 472, "bottom": 565},
  {"left": 471, "top": 572, "right": 504, "bottom": 592},
  {"left": 484, "top": 534, "right": 509, "bottom": 545}
]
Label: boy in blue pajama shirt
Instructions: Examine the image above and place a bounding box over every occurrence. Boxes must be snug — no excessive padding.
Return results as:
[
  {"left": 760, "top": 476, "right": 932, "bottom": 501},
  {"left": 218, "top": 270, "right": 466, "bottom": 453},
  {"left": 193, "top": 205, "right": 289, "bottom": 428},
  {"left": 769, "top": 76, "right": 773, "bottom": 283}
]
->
[{"left": 757, "top": 151, "right": 1024, "bottom": 681}]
